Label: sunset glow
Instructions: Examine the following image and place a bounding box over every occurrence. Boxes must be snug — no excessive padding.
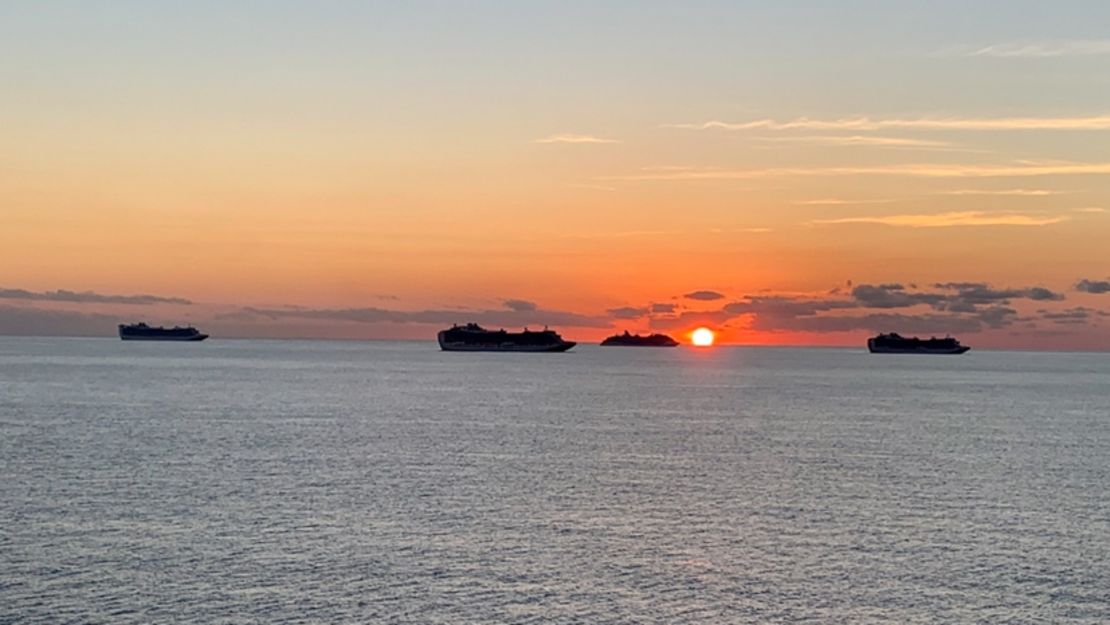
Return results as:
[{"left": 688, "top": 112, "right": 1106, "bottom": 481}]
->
[
  {"left": 0, "top": 4, "right": 1108, "bottom": 349},
  {"left": 691, "top": 328, "right": 716, "bottom": 347}
]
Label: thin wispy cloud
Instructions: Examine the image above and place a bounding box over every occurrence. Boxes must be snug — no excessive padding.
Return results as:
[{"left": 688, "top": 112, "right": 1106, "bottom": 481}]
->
[
  {"left": 963, "top": 40, "right": 1110, "bottom": 58},
  {"left": 664, "top": 115, "right": 1110, "bottom": 131},
  {"left": 941, "top": 188, "right": 1060, "bottom": 196},
  {"left": 1077, "top": 278, "right": 1110, "bottom": 294},
  {"left": 560, "top": 229, "right": 672, "bottom": 240},
  {"left": 759, "top": 135, "right": 953, "bottom": 148},
  {"left": 239, "top": 301, "right": 612, "bottom": 329},
  {"left": 811, "top": 211, "right": 1069, "bottom": 228},
  {"left": 1074, "top": 207, "right": 1106, "bottom": 213},
  {"left": 794, "top": 198, "right": 895, "bottom": 206},
  {"left": 648, "top": 282, "right": 1079, "bottom": 336},
  {"left": 566, "top": 182, "right": 617, "bottom": 191},
  {"left": 0, "top": 287, "right": 192, "bottom": 306},
  {"left": 535, "top": 134, "right": 620, "bottom": 144},
  {"left": 684, "top": 290, "right": 726, "bottom": 301},
  {"left": 708, "top": 227, "right": 773, "bottom": 234},
  {"left": 600, "top": 161, "right": 1110, "bottom": 181}
]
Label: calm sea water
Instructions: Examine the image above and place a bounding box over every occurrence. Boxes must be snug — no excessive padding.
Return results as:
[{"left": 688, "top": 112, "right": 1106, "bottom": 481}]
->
[{"left": 2, "top": 337, "right": 1108, "bottom": 624}]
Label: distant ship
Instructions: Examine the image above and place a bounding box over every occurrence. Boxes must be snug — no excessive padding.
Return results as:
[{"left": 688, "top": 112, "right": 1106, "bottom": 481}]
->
[
  {"left": 600, "top": 331, "right": 679, "bottom": 347},
  {"left": 118, "top": 322, "right": 209, "bottom": 342},
  {"left": 867, "top": 333, "right": 969, "bottom": 354},
  {"left": 437, "top": 323, "right": 575, "bottom": 352}
]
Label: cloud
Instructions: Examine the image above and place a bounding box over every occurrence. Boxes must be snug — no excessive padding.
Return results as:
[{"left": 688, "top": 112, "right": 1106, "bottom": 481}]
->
[
  {"left": 964, "top": 40, "right": 1110, "bottom": 58},
  {"left": 811, "top": 211, "right": 1068, "bottom": 228},
  {"left": 795, "top": 198, "right": 895, "bottom": 206},
  {"left": 663, "top": 115, "right": 1110, "bottom": 131},
  {"left": 851, "top": 284, "right": 948, "bottom": 308},
  {"left": 940, "top": 188, "right": 1060, "bottom": 196},
  {"left": 760, "top": 312, "right": 988, "bottom": 334},
  {"left": 1074, "top": 207, "right": 1106, "bottom": 213},
  {"left": 927, "top": 283, "right": 1065, "bottom": 312},
  {"left": 757, "top": 135, "right": 953, "bottom": 148},
  {"left": 561, "top": 229, "right": 672, "bottom": 239},
  {"left": 1077, "top": 278, "right": 1110, "bottom": 294},
  {"left": 700, "top": 282, "right": 1074, "bottom": 335},
  {"left": 648, "top": 309, "right": 736, "bottom": 331},
  {"left": 723, "top": 296, "right": 857, "bottom": 317},
  {"left": 566, "top": 183, "right": 617, "bottom": 191},
  {"left": 684, "top": 290, "right": 726, "bottom": 301},
  {"left": 607, "top": 306, "right": 649, "bottom": 319},
  {"left": 708, "top": 227, "right": 773, "bottom": 233},
  {"left": 0, "top": 287, "right": 192, "bottom": 306},
  {"left": 535, "top": 134, "right": 620, "bottom": 144},
  {"left": 0, "top": 306, "right": 119, "bottom": 337},
  {"left": 974, "top": 305, "right": 1019, "bottom": 328},
  {"left": 1025, "top": 287, "right": 1065, "bottom": 301},
  {"left": 503, "top": 299, "right": 537, "bottom": 312},
  {"left": 600, "top": 161, "right": 1110, "bottom": 181},
  {"left": 237, "top": 303, "right": 612, "bottom": 329},
  {"left": 650, "top": 303, "right": 677, "bottom": 314},
  {"left": 640, "top": 165, "right": 699, "bottom": 172},
  {"left": 1039, "top": 307, "right": 1098, "bottom": 325}
]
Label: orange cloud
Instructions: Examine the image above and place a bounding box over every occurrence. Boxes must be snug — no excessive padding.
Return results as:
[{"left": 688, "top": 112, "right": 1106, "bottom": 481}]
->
[{"left": 810, "top": 211, "right": 1069, "bottom": 228}]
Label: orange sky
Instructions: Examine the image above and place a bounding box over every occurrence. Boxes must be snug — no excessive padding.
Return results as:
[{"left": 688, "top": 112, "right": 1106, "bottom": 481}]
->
[{"left": 2, "top": 3, "right": 1109, "bottom": 348}]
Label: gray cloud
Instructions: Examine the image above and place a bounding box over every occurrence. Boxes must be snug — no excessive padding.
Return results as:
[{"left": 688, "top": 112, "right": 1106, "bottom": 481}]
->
[
  {"left": 851, "top": 284, "right": 947, "bottom": 309},
  {"left": 648, "top": 309, "right": 736, "bottom": 331},
  {"left": 974, "top": 306, "right": 1019, "bottom": 329},
  {"left": 1039, "top": 307, "right": 1097, "bottom": 325},
  {"left": 0, "top": 306, "right": 118, "bottom": 337},
  {"left": 607, "top": 306, "right": 649, "bottom": 319},
  {"left": 0, "top": 287, "right": 192, "bottom": 306},
  {"left": 1077, "top": 278, "right": 1110, "bottom": 294},
  {"left": 723, "top": 296, "right": 857, "bottom": 317},
  {"left": 934, "top": 282, "right": 1064, "bottom": 305},
  {"left": 747, "top": 311, "right": 986, "bottom": 335},
  {"left": 238, "top": 301, "right": 612, "bottom": 329},
  {"left": 684, "top": 290, "right": 726, "bottom": 301},
  {"left": 696, "top": 281, "right": 1078, "bottom": 335},
  {"left": 503, "top": 299, "right": 538, "bottom": 312},
  {"left": 651, "top": 303, "right": 677, "bottom": 314},
  {"left": 963, "top": 40, "right": 1110, "bottom": 58}
]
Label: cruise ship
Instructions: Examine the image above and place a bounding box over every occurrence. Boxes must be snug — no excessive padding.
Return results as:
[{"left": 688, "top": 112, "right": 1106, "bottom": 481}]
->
[
  {"left": 600, "top": 331, "right": 679, "bottom": 347},
  {"left": 867, "top": 333, "right": 969, "bottom": 354},
  {"left": 437, "top": 323, "right": 576, "bottom": 352},
  {"left": 118, "top": 322, "right": 209, "bottom": 341}
]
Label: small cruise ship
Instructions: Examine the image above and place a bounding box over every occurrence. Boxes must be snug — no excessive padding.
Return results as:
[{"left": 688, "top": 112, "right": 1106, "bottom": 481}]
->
[
  {"left": 867, "top": 333, "right": 969, "bottom": 354},
  {"left": 437, "top": 323, "right": 575, "bottom": 352},
  {"left": 118, "top": 322, "right": 209, "bottom": 341},
  {"left": 600, "top": 331, "right": 679, "bottom": 347}
]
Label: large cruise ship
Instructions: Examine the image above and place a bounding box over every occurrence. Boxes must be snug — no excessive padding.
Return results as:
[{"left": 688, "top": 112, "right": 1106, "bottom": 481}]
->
[
  {"left": 437, "top": 323, "right": 576, "bottom": 352},
  {"left": 118, "top": 322, "right": 209, "bottom": 342},
  {"left": 867, "top": 333, "right": 969, "bottom": 354},
  {"left": 600, "top": 331, "right": 679, "bottom": 347}
]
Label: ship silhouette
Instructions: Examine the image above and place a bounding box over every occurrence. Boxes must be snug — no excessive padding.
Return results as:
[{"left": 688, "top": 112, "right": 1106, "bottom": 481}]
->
[
  {"left": 867, "top": 333, "right": 969, "bottom": 354},
  {"left": 437, "top": 323, "right": 575, "bottom": 352},
  {"left": 118, "top": 322, "right": 209, "bottom": 342},
  {"left": 600, "top": 331, "right": 679, "bottom": 347}
]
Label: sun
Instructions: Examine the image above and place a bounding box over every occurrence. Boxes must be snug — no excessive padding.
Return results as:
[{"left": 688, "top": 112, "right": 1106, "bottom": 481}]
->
[{"left": 691, "top": 327, "right": 715, "bottom": 347}]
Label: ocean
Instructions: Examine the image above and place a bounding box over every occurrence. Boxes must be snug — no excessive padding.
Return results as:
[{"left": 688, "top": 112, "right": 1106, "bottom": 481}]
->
[{"left": 2, "top": 337, "right": 1108, "bottom": 623}]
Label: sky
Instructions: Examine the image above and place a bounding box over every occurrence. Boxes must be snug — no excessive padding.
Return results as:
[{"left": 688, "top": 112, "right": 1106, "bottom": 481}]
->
[{"left": 2, "top": 1, "right": 1110, "bottom": 348}]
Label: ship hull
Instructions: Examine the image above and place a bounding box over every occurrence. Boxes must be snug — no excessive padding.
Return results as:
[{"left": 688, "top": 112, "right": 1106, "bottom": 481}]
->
[
  {"left": 120, "top": 333, "right": 209, "bottom": 341},
  {"left": 868, "top": 340, "right": 968, "bottom": 354},
  {"left": 438, "top": 340, "right": 575, "bottom": 352}
]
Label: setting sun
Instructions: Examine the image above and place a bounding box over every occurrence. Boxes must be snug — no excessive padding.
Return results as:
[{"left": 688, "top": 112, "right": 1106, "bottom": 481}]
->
[{"left": 691, "top": 327, "right": 715, "bottom": 347}]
